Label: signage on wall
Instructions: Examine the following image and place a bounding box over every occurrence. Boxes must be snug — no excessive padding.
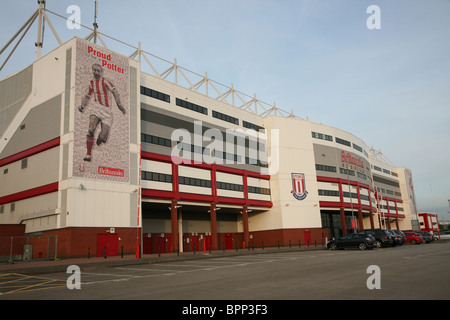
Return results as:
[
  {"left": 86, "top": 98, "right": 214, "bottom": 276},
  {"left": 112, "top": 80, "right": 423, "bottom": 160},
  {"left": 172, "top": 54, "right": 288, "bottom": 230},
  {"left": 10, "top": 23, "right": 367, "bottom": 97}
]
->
[
  {"left": 291, "top": 173, "right": 308, "bottom": 200},
  {"left": 341, "top": 151, "right": 365, "bottom": 174},
  {"left": 73, "top": 39, "right": 130, "bottom": 182}
]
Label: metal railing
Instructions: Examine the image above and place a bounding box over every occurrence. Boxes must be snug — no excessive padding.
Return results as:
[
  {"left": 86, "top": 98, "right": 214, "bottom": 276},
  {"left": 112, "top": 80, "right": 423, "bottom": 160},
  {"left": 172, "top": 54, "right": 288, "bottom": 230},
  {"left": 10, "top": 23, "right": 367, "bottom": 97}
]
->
[{"left": 0, "top": 235, "right": 57, "bottom": 264}]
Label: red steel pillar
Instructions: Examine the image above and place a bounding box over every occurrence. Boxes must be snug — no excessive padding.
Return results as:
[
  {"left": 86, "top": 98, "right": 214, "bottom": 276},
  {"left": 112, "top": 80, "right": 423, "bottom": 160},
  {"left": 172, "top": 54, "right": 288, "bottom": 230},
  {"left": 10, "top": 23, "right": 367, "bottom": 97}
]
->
[{"left": 210, "top": 203, "right": 218, "bottom": 250}]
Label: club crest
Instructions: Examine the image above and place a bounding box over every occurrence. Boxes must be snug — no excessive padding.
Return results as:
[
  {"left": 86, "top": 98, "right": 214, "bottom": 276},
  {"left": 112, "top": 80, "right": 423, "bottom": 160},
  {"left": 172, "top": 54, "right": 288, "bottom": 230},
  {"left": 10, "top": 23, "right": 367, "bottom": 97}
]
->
[{"left": 291, "top": 173, "right": 308, "bottom": 200}]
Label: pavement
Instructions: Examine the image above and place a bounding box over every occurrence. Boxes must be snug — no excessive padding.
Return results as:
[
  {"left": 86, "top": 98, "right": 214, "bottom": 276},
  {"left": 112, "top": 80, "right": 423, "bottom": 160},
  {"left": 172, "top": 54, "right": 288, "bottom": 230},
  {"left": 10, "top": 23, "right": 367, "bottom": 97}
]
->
[{"left": 0, "top": 245, "right": 327, "bottom": 275}]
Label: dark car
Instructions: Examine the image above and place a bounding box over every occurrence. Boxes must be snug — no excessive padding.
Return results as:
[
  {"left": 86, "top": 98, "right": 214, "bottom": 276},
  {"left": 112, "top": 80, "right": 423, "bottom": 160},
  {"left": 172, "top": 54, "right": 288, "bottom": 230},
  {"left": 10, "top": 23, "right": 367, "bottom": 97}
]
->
[
  {"left": 327, "top": 233, "right": 376, "bottom": 250},
  {"left": 398, "top": 230, "right": 407, "bottom": 245},
  {"left": 389, "top": 230, "right": 405, "bottom": 246},
  {"left": 359, "top": 229, "right": 393, "bottom": 248},
  {"left": 418, "top": 231, "right": 433, "bottom": 243}
]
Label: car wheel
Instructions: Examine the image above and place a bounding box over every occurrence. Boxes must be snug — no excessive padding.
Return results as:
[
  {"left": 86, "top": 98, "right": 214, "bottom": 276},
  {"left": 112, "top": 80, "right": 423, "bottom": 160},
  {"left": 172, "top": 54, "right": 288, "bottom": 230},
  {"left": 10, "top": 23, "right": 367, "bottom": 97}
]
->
[
  {"left": 375, "top": 240, "right": 382, "bottom": 248},
  {"left": 410, "top": 239, "right": 417, "bottom": 245},
  {"left": 329, "top": 243, "right": 337, "bottom": 250},
  {"left": 359, "top": 243, "right": 367, "bottom": 250}
]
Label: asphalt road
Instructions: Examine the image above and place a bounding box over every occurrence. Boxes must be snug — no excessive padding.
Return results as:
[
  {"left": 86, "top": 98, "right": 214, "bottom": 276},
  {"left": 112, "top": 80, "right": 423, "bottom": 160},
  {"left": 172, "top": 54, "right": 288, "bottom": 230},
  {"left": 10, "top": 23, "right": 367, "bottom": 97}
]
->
[{"left": 1, "top": 242, "right": 449, "bottom": 302}]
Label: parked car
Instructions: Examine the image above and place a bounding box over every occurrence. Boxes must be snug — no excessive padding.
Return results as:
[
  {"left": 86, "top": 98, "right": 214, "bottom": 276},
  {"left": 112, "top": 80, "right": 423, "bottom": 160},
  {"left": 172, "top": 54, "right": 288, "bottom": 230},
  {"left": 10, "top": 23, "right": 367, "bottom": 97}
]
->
[
  {"left": 327, "top": 233, "right": 376, "bottom": 250},
  {"left": 388, "top": 230, "right": 403, "bottom": 246},
  {"left": 395, "top": 230, "right": 407, "bottom": 245},
  {"left": 418, "top": 231, "right": 433, "bottom": 243},
  {"left": 359, "top": 229, "right": 393, "bottom": 248},
  {"left": 404, "top": 232, "right": 423, "bottom": 244},
  {"left": 439, "top": 231, "right": 450, "bottom": 240}
]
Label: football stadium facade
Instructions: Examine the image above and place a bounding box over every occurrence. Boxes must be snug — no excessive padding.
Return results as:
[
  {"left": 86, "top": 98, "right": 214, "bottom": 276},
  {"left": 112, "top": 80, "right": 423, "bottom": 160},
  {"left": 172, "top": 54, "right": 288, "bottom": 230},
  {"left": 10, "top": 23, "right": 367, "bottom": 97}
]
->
[{"left": 0, "top": 36, "right": 419, "bottom": 259}]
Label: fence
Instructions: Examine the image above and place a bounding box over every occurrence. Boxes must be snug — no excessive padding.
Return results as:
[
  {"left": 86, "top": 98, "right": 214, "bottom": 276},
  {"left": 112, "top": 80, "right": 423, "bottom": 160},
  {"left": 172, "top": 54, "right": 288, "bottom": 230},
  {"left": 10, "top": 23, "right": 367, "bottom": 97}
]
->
[{"left": 0, "top": 235, "right": 57, "bottom": 263}]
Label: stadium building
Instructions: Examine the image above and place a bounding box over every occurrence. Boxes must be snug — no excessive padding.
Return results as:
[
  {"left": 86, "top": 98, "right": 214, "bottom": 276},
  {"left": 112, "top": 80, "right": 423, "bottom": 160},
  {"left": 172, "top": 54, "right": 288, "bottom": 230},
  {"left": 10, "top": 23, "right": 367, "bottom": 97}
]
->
[{"left": 0, "top": 9, "right": 419, "bottom": 259}]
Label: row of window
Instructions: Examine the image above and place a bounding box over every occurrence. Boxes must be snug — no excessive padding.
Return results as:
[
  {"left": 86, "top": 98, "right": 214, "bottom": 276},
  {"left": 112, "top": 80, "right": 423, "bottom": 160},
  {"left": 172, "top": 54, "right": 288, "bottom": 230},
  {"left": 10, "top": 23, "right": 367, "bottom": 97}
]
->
[
  {"left": 372, "top": 165, "right": 398, "bottom": 178},
  {"left": 0, "top": 203, "right": 15, "bottom": 213},
  {"left": 311, "top": 131, "right": 369, "bottom": 157},
  {"left": 319, "top": 189, "right": 383, "bottom": 204},
  {"left": 3, "top": 158, "right": 28, "bottom": 175},
  {"left": 141, "top": 133, "right": 172, "bottom": 148},
  {"left": 212, "top": 110, "right": 239, "bottom": 125},
  {"left": 176, "top": 98, "right": 208, "bottom": 115},
  {"left": 141, "top": 85, "right": 265, "bottom": 131},
  {"left": 175, "top": 142, "right": 266, "bottom": 167},
  {"left": 141, "top": 170, "right": 270, "bottom": 195},
  {"left": 376, "top": 187, "right": 402, "bottom": 198},
  {"left": 140, "top": 86, "right": 170, "bottom": 103}
]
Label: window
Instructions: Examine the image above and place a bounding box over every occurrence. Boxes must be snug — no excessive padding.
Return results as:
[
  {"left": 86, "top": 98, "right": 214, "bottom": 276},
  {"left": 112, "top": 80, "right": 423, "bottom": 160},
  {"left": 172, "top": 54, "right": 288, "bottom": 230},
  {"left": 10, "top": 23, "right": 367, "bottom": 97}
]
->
[
  {"left": 316, "top": 164, "right": 337, "bottom": 172},
  {"left": 179, "top": 176, "right": 211, "bottom": 188},
  {"left": 336, "top": 137, "right": 351, "bottom": 147},
  {"left": 248, "top": 186, "right": 271, "bottom": 195},
  {"left": 141, "top": 133, "right": 171, "bottom": 148},
  {"left": 373, "top": 175, "right": 400, "bottom": 188},
  {"left": 318, "top": 189, "right": 339, "bottom": 197},
  {"left": 212, "top": 110, "right": 239, "bottom": 125},
  {"left": 312, "top": 131, "right": 333, "bottom": 142},
  {"left": 340, "top": 168, "right": 355, "bottom": 176},
  {"left": 21, "top": 159, "right": 28, "bottom": 169},
  {"left": 216, "top": 181, "right": 244, "bottom": 192},
  {"left": 176, "top": 98, "right": 208, "bottom": 115},
  {"left": 357, "top": 172, "right": 367, "bottom": 180},
  {"left": 141, "top": 171, "right": 172, "bottom": 183},
  {"left": 243, "top": 121, "right": 264, "bottom": 132},
  {"left": 140, "top": 86, "right": 170, "bottom": 103},
  {"left": 3, "top": 168, "right": 8, "bottom": 174},
  {"left": 353, "top": 143, "right": 363, "bottom": 153}
]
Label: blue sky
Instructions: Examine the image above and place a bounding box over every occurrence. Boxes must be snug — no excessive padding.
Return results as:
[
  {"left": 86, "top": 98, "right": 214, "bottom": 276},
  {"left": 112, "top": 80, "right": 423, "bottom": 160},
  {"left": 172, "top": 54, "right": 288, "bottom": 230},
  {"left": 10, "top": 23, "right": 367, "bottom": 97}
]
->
[{"left": 1, "top": 0, "right": 449, "bottom": 220}]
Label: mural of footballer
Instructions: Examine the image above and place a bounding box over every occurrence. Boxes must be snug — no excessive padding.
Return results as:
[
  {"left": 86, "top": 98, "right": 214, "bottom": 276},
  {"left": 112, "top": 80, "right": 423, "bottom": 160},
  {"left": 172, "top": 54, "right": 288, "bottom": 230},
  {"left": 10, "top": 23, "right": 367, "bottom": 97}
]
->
[{"left": 78, "top": 63, "right": 126, "bottom": 162}]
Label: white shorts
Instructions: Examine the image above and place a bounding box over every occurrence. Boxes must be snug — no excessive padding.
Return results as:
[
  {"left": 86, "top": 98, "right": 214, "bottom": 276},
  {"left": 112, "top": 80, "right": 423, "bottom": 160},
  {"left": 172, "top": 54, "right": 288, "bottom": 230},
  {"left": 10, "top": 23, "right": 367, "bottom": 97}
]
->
[{"left": 91, "top": 102, "right": 113, "bottom": 127}]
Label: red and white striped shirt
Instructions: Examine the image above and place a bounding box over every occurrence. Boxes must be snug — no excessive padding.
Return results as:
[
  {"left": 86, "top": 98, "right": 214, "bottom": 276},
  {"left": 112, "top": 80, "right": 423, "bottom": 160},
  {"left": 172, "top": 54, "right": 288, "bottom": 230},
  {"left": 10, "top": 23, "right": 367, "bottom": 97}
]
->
[{"left": 87, "top": 77, "right": 115, "bottom": 107}]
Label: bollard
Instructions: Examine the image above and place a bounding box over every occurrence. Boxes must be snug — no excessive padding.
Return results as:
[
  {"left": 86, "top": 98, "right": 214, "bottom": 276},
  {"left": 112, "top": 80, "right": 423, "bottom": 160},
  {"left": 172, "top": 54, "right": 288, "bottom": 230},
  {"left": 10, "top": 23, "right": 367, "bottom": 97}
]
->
[
  {"left": 194, "top": 243, "right": 196, "bottom": 254},
  {"left": 236, "top": 241, "right": 238, "bottom": 251},
  {"left": 289, "top": 240, "right": 291, "bottom": 248},
  {"left": 262, "top": 240, "right": 264, "bottom": 250},
  {"left": 223, "top": 242, "right": 225, "bottom": 252},
  {"left": 104, "top": 246, "right": 106, "bottom": 259},
  {"left": 278, "top": 240, "right": 280, "bottom": 249},
  {"left": 299, "top": 240, "right": 301, "bottom": 248},
  {"left": 121, "top": 246, "right": 123, "bottom": 259},
  {"left": 88, "top": 247, "right": 90, "bottom": 259},
  {"left": 158, "top": 243, "right": 161, "bottom": 257}
]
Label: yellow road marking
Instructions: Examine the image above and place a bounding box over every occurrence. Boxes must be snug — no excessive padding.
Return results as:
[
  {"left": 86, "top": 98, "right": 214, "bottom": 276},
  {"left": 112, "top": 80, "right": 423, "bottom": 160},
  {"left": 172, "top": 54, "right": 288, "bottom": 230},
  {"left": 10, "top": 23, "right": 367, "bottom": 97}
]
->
[{"left": 0, "top": 273, "right": 68, "bottom": 295}]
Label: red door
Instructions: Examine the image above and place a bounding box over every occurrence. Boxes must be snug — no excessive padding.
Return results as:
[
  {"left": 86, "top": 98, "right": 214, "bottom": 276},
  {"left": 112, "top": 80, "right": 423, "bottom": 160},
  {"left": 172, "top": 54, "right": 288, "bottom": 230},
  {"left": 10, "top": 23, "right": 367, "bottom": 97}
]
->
[
  {"left": 191, "top": 235, "right": 199, "bottom": 252},
  {"left": 225, "top": 233, "right": 233, "bottom": 250},
  {"left": 143, "top": 233, "right": 152, "bottom": 254},
  {"left": 97, "top": 234, "right": 118, "bottom": 257},
  {"left": 304, "top": 231, "right": 311, "bottom": 246},
  {"left": 153, "top": 234, "right": 165, "bottom": 254}
]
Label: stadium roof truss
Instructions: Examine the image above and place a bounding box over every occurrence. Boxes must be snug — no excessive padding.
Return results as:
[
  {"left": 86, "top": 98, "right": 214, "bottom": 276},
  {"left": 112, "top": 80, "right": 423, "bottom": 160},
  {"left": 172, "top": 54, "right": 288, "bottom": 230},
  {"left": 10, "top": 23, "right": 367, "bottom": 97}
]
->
[{"left": 0, "top": 1, "right": 300, "bottom": 120}]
